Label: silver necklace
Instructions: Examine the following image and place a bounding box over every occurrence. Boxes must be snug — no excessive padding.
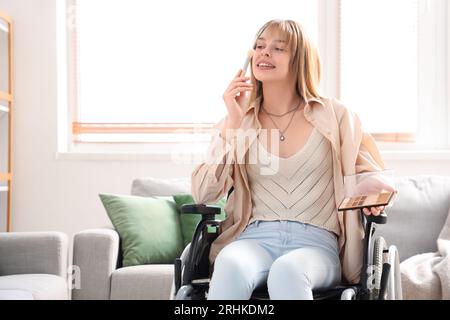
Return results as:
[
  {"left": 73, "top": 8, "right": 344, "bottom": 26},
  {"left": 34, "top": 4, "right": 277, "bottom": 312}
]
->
[{"left": 262, "top": 102, "right": 301, "bottom": 141}]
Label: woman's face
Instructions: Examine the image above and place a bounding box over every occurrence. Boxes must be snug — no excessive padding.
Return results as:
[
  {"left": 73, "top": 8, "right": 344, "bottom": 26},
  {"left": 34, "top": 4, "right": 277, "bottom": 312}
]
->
[{"left": 252, "top": 29, "right": 293, "bottom": 83}]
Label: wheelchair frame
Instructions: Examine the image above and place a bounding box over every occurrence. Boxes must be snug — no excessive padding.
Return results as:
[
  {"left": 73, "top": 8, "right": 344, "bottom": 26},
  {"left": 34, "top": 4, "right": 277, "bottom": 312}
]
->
[{"left": 173, "top": 203, "right": 402, "bottom": 300}]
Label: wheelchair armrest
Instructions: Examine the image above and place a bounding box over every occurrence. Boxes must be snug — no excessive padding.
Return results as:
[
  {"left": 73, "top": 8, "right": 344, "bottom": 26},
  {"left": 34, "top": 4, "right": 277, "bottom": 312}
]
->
[{"left": 181, "top": 204, "right": 222, "bottom": 219}]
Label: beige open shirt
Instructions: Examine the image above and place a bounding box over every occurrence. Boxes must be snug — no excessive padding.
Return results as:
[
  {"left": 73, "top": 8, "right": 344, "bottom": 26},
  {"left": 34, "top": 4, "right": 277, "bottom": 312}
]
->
[{"left": 191, "top": 96, "right": 386, "bottom": 284}]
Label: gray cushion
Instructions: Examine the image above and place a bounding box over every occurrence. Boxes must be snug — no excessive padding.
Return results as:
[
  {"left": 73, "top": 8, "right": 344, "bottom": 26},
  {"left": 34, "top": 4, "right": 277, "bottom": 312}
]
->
[
  {"left": 0, "top": 274, "right": 68, "bottom": 300},
  {"left": 376, "top": 175, "right": 450, "bottom": 261},
  {"left": 0, "top": 232, "right": 68, "bottom": 277},
  {"left": 131, "top": 177, "right": 191, "bottom": 197},
  {"left": 110, "top": 265, "right": 174, "bottom": 300}
]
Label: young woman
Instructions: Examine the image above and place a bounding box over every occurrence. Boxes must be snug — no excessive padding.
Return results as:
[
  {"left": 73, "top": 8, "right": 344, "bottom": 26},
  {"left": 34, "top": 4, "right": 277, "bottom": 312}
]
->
[{"left": 191, "top": 19, "right": 395, "bottom": 300}]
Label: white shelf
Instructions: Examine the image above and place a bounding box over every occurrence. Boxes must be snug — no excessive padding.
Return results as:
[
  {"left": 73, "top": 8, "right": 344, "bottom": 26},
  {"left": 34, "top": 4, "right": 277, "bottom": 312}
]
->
[{"left": 0, "top": 186, "right": 8, "bottom": 192}]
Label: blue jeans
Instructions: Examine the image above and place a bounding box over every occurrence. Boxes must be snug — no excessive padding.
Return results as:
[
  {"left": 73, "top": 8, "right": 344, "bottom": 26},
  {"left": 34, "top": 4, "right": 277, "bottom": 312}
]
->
[{"left": 207, "top": 220, "right": 341, "bottom": 300}]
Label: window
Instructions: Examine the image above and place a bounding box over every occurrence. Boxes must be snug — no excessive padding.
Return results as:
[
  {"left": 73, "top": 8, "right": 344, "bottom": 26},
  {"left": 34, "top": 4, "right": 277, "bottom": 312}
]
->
[
  {"left": 65, "top": 0, "right": 449, "bottom": 151},
  {"left": 68, "top": 0, "right": 319, "bottom": 145},
  {"left": 340, "top": 0, "right": 449, "bottom": 148}
]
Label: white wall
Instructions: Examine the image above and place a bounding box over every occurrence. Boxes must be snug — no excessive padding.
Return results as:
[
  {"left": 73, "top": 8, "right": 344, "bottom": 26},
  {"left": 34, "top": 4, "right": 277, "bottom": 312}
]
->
[
  {"left": 0, "top": 0, "right": 195, "bottom": 237},
  {"left": 0, "top": 0, "right": 449, "bottom": 246}
]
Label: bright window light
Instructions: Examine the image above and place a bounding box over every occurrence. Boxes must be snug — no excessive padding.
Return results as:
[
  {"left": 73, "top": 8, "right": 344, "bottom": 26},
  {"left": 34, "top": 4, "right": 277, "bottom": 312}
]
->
[
  {"left": 75, "top": 0, "right": 319, "bottom": 124},
  {"left": 340, "top": 0, "right": 419, "bottom": 134}
]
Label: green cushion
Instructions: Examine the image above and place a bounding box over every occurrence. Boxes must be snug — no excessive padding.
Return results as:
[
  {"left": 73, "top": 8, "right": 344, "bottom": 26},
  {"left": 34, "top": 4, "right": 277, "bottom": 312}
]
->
[
  {"left": 99, "top": 193, "right": 184, "bottom": 267},
  {"left": 172, "top": 194, "right": 227, "bottom": 247}
]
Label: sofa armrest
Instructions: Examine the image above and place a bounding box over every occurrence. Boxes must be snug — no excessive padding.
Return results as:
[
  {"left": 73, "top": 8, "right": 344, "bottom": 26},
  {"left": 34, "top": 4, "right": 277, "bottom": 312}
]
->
[
  {"left": 0, "top": 231, "right": 68, "bottom": 278},
  {"left": 72, "top": 228, "right": 120, "bottom": 300}
]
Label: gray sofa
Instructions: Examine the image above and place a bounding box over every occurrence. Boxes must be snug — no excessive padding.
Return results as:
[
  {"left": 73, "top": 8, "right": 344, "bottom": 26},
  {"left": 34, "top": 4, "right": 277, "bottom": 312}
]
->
[
  {"left": 72, "top": 175, "right": 450, "bottom": 300},
  {"left": 72, "top": 177, "right": 190, "bottom": 300},
  {"left": 0, "top": 232, "right": 69, "bottom": 300}
]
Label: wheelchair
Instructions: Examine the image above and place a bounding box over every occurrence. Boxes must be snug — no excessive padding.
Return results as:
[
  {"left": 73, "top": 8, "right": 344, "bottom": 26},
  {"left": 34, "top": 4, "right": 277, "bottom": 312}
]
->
[{"left": 171, "top": 195, "right": 403, "bottom": 300}]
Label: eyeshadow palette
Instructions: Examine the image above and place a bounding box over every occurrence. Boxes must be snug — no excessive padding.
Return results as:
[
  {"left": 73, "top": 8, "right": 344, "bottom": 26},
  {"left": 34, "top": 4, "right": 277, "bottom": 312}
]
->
[{"left": 338, "top": 191, "right": 395, "bottom": 212}]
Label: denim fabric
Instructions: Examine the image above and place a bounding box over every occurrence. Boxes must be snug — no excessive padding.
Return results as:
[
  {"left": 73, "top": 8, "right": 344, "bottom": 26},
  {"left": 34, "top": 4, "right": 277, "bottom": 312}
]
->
[{"left": 207, "top": 220, "right": 341, "bottom": 300}]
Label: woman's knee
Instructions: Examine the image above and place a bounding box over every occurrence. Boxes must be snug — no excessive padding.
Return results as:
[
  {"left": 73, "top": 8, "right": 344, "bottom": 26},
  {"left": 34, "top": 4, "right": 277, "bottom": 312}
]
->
[
  {"left": 267, "top": 256, "right": 311, "bottom": 288},
  {"left": 267, "top": 249, "right": 341, "bottom": 299},
  {"left": 213, "top": 243, "right": 261, "bottom": 282},
  {"left": 208, "top": 246, "right": 258, "bottom": 299},
  {"left": 267, "top": 257, "right": 313, "bottom": 299}
]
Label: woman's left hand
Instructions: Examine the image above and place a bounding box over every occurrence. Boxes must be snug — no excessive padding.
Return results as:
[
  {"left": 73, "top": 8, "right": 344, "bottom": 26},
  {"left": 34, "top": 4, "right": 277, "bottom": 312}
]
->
[{"left": 363, "top": 206, "right": 385, "bottom": 216}]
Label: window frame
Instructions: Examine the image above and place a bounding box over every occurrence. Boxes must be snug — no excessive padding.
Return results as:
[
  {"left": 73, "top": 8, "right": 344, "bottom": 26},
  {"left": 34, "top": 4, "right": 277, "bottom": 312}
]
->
[{"left": 63, "top": 0, "right": 449, "bottom": 153}]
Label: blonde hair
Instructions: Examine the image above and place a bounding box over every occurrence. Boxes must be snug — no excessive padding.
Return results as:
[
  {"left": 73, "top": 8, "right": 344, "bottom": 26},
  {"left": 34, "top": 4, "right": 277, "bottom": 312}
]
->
[{"left": 249, "top": 19, "right": 323, "bottom": 106}]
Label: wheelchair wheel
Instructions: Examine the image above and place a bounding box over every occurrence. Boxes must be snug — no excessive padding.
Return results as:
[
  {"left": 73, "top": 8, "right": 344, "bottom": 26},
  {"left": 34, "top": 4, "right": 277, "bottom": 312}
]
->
[
  {"left": 371, "top": 236, "right": 387, "bottom": 299},
  {"left": 171, "top": 244, "right": 192, "bottom": 300},
  {"left": 175, "top": 285, "right": 194, "bottom": 300},
  {"left": 341, "top": 288, "right": 357, "bottom": 300},
  {"left": 386, "top": 245, "right": 403, "bottom": 300}
]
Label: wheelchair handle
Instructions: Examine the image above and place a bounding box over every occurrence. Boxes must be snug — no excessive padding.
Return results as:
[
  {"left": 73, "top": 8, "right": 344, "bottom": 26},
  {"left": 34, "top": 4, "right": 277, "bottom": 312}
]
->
[{"left": 181, "top": 204, "right": 222, "bottom": 216}]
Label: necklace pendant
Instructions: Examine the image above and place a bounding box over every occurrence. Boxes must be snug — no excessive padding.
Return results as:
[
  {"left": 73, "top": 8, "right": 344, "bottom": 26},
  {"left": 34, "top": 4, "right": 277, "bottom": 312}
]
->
[{"left": 280, "top": 134, "right": 285, "bottom": 141}]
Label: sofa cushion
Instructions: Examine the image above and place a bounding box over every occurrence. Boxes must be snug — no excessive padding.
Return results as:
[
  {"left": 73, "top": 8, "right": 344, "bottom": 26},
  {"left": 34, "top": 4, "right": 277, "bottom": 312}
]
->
[
  {"left": 173, "top": 193, "right": 227, "bottom": 247},
  {"left": 99, "top": 194, "right": 184, "bottom": 266},
  {"left": 0, "top": 274, "right": 68, "bottom": 300},
  {"left": 131, "top": 177, "right": 191, "bottom": 197},
  {"left": 110, "top": 265, "right": 173, "bottom": 300},
  {"left": 376, "top": 175, "right": 450, "bottom": 261},
  {"left": 0, "top": 290, "right": 34, "bottom": 300},
  {"left": 0, "top": 231, "right": 68, "bottom": 277}
]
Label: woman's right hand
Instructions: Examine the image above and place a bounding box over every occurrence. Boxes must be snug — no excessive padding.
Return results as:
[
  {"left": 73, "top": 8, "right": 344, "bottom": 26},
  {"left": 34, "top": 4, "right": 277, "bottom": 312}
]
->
[{"left": 222, "top": 69, "right": 254, "bottom": 129}]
